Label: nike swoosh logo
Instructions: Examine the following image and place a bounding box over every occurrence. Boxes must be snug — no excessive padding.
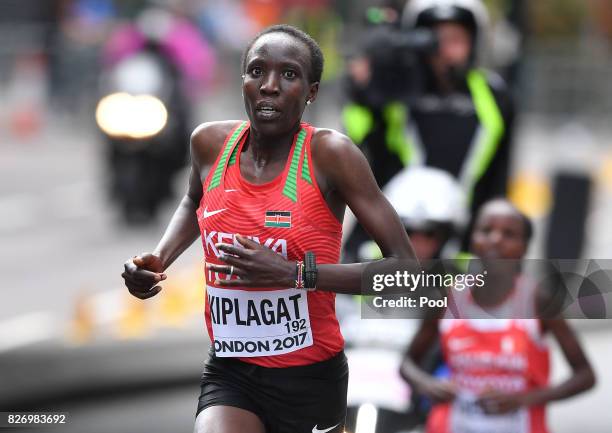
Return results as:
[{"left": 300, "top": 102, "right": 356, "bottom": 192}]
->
[
  {"left": 312, "top": 424, "right": 339, "bottom": 433},
  {"left": 225, "top": 189, "right": 239, "bottom": 193},
  {"left": 202, "top": 207, "right": 227, "bottom": 219}
]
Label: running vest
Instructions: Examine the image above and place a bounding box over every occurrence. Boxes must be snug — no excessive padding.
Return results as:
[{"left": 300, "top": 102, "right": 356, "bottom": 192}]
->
[
  {"left": 198, "top": 121, "right": 344, "bottom": 367},
  {"left": 427, "top": 277, "right": 550, "bottom": 433}
]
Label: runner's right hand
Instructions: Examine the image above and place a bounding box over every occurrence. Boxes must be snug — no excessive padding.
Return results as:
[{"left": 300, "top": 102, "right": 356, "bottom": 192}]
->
[
  {"left": 418, "top": 377, "right": 457, "bottom": 403},
  {"left": 122, "top": 253, "right": 166, "bottom": 299}
]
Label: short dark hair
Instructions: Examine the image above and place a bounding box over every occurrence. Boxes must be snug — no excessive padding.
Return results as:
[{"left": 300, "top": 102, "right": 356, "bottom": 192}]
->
[
  {"left": 480, "top": 198, "right": 533, "bottom": 244},
  {"left": 241, "top": 24, "right": 324, "bottom": 83}
]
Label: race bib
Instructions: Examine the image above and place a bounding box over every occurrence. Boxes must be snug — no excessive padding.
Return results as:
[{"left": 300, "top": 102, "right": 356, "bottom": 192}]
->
[
  {"left": 450, "top": 392, "right": 528, "bottom": 433},
  {"left": 207, "top": 286, "right": 313, "bottom": 357}
]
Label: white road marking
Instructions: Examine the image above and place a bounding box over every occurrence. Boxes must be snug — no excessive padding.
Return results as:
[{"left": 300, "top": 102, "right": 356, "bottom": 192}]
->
[{"left": 0, "top": 312, "right": 58, "bottom": 352}]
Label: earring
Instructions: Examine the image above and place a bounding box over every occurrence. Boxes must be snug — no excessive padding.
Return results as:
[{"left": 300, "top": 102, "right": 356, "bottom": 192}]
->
[{"left": 306, "top": 100, "right": 311, "bottom": 105}]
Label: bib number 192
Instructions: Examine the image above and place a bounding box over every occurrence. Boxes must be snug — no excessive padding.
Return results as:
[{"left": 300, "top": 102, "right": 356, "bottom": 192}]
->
[{"left": 284, "top": 318, "right": 306, "bottom": 333}]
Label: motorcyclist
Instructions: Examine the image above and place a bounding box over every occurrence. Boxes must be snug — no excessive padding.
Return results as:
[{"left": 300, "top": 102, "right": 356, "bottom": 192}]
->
[
  {"left": 356, "top": 166, "right": 467, "bottom": 262},
  {"left": 98, "top": 5, "right": 215, "bottom": 222},
  {"left": 343, "top": 0, "right": 515, "bottom": 258}
]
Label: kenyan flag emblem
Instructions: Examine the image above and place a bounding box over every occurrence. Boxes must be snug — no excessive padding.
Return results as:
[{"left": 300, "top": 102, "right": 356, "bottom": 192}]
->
[{"left": 264, "top": 211, "right": 291, "bottom": 228}]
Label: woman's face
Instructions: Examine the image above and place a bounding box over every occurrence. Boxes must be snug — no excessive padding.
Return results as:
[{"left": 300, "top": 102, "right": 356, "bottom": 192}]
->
[
  {"left": 471, "top": 202, "right": 528, "bottom": 260},
  {"left": 242, "top": 32, "right": 318, "bottom": 136}
]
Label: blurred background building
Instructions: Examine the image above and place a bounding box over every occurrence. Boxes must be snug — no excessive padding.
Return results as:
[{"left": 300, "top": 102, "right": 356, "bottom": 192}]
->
[{"left": 1, "top": 1, "right": 612, "bottom": 432}]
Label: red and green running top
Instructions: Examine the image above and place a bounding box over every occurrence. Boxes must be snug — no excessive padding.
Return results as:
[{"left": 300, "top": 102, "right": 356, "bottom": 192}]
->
[{"left": 197, "top": 121, "right": 345, "bottom": 367}]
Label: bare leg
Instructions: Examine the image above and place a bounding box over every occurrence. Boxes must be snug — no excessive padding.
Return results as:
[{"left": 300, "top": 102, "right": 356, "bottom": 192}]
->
[{"left": 194, "top": 406, "right": 266, "bottom": 433}]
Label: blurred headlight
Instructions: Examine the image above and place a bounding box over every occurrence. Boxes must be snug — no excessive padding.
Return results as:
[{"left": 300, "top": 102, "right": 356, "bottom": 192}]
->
[{"left": 95, "top": 93, "right": 168, "bottom": 139}]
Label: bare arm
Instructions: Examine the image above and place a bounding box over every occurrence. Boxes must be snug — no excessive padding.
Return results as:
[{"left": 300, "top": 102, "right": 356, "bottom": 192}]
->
[
  {"left": 525, "top": 318, "right": 596, "bottom": 405},
  {"left": 313, "top": 130, "right": 417, "bottom": 294},
  {"left": 122, "top": 122, "right": 234, "bottom": 299},
  {"left": 478, "top": 317, "right": 596, "bottom": 414},
  {"left": 153, "top": 154, "right": 203, "bottom": 270},
  {"left": 399, "top": 317, "right": 456, "bottom": 402}
]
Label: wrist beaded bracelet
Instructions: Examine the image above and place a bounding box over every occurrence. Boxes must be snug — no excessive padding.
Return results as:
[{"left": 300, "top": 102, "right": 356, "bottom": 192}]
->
[{"left": 295, "top": 261, "right": 304, "bottom": 289}]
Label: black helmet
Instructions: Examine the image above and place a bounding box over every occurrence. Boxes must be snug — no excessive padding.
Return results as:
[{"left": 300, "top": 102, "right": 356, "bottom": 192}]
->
[{"left": 403, "top": 0, "right": 489, "bottom": 58}]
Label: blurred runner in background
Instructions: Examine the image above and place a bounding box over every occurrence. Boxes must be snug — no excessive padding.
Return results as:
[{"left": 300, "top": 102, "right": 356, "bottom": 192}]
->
[{"left": 400, "top": 199, "right": 596, "bottom": 433}]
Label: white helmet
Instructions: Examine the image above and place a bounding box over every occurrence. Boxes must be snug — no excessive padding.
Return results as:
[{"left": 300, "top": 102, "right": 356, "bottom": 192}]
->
[
  {"left": 402, "top": 0, "right": 489, "bottom": 61},
  {"left": 383, "top": 166, "right": 467, "bottom": 233}
]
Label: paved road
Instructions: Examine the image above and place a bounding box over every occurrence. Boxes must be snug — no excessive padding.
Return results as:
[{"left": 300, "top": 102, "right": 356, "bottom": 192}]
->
[{"left": 2, "top": 323, "right": 611, "bottom": 433}]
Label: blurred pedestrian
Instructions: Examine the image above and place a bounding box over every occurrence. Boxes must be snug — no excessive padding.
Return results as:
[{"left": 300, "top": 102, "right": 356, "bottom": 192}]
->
[{"left": 103, "top": 4, "right": 216, "bottom": 98}]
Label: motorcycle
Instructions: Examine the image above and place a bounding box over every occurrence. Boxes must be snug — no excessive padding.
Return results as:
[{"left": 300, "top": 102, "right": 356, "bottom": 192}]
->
[{"left": 95, "top": 45, "right": 190, "bottom": 223}]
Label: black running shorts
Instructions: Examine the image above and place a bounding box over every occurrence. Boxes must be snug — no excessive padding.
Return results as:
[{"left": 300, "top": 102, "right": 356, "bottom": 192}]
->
[{"left": 197, "top": 351, "right": 349, "bottom": 433}]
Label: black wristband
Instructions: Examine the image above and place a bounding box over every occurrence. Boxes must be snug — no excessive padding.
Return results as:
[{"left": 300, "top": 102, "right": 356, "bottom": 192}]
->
[{"left": 304, "top": 251, "right": 317, "bottom": 290}]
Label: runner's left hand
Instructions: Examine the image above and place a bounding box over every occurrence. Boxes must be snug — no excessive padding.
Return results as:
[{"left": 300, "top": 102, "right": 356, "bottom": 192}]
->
[
  {"left": 477, "top": 390, "right": 528, "bottom": 414},
  {"left": 208, "top": 234, "right": 295, "bottom": 287}
]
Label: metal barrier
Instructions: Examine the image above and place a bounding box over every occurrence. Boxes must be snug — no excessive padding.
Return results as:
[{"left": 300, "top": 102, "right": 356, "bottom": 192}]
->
[{"left": 522, "top": 39, "right": 612, "bottom": 116}]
